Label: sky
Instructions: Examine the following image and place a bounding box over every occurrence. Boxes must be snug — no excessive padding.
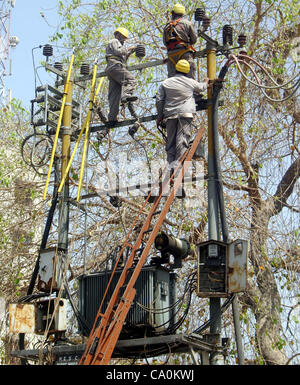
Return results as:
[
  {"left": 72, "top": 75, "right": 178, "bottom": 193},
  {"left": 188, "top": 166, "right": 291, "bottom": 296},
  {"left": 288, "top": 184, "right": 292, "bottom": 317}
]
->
[{"left": 5, "top": 0, "right": 60, "bottom": 110}]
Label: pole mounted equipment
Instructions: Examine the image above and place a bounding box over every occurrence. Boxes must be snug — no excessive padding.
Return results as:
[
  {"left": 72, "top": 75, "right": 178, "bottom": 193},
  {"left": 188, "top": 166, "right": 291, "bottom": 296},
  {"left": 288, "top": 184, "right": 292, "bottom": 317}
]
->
[
  {"left": 54, "top": 62, "right": 63, "bottom": 71},
  {"left": 154, "top": 231, "right": 193, "bottom": 268},
  {"left": 135, "top": 45, "right": 146, "bottom": 58},
  {"left": 43, "top": 44, "right": 53, "bottom": 58},
  {"left": 222, "top": 25, "right": 233, "bottom": 46},
  {"left": 80, "top": 63, "right": 90, "bottom": 75},
  {"left": 237, "top": 34, "right": 247, "bottom": 47}
]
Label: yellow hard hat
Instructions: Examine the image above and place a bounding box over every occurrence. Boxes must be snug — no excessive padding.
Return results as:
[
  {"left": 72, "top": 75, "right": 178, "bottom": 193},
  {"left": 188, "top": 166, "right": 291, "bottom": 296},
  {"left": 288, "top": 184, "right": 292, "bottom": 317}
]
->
[
  {"left": 176, "top": 59, "right": 190, "bottom": 74},
  {"left": 172, "top": 3, "right": 186, "bottom": 15},
  {"left": 114, "top": 27, "right": 129, "bottom": 39}
]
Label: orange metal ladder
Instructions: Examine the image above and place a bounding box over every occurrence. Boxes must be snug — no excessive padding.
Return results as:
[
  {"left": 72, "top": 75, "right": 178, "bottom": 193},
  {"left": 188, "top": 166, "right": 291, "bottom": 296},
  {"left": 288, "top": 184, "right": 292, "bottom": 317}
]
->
[{"left": 79, "top": 125, "right": 205, "bottom": 365}]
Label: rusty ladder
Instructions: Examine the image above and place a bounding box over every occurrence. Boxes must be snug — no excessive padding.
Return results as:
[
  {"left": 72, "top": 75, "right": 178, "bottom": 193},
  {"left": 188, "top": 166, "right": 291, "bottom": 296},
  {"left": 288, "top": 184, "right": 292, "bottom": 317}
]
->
[{"left": 78, "top": 125, "right": 206, "bottom": 365}]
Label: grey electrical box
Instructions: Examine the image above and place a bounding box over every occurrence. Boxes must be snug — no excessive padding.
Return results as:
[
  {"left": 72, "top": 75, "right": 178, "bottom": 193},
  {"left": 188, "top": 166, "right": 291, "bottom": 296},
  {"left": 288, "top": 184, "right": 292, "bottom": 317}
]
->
[
  {"left": 78, "top": 265, "right": 177, "bottom": 338},
  {"left": 35, "top": 298, "right": 68, "bottom": 335},
  {"left": 197, "top": 239, "right": 248, "bottom": 297},
  {"left": 37, "top": 247, "right": 66, "bottom": 292},
  {"left": 9, "top": 298, "right": 68, "bottom": 335}
]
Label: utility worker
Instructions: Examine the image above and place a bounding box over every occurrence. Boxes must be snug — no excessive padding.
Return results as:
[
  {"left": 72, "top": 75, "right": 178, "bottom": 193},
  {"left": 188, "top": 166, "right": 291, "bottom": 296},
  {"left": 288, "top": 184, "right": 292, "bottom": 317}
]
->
[
  {"left": 105, "top": 27, "right": 138, "bottom": 124},
  {"left": 163, "top": 3, "right": 197, "bottom": 79},
  {"left": 156, "top": 59, "right": 210, "bottom": 181}
]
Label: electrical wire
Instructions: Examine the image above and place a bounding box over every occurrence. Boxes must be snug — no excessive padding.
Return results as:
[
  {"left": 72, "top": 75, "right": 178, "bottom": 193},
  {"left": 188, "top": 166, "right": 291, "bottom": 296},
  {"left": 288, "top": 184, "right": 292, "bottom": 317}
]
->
[
  {"left": 237, "top": 53, "right": 300, "bottom": 90},
  {"left": 153, "top": 271, "right": 197, "bottom": 335},
  {"left": 228, "top": 54, "right": 300, "bottom": 102},
  {"left": 32, "top": 46, "right": 43, "bottom": 97},
  {"left": 193, "top": 295, "right": 235, "bottom": 334},
  {"left": 64, "top": 282, "right": 91, "bottom": 336}
]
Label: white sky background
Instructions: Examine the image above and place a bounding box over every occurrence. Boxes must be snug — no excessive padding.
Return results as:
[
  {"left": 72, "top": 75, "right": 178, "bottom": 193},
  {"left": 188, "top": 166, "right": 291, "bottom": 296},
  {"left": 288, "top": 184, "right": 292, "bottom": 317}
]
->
[{"left": 5, "top": 0, "right": 60, "bottom": 109}]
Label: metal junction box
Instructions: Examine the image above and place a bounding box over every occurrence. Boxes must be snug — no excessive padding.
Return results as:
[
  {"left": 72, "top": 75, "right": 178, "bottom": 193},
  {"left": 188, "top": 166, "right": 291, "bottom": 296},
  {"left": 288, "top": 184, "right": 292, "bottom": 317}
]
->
[
  {"left": 37, "top": 247, "right": 66, "bottom": 292},
  {"left": 78, "top": 265, "right": 177, "bottom": 338},
  {"left": 197, "top": 239, "right": 248, "bottom": 297},
  {"left": 9, "top": 298, "right": 68, "bottom": 335},
  {"left": 9, "top": 303, "right": 36, "bottom": 334}
]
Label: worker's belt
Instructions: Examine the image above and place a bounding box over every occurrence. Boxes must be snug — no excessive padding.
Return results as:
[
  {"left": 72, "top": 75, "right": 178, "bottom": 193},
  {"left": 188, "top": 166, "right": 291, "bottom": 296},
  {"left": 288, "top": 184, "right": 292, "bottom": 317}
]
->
[
  {"left": 166, "top": 40, "right": 187, "bottom": 51},
  {"left": 106, "top": 55, "right": 124, "bottom": 63},
  {"left": 167, "top": 42, "right": 196, "bottom": 65}
]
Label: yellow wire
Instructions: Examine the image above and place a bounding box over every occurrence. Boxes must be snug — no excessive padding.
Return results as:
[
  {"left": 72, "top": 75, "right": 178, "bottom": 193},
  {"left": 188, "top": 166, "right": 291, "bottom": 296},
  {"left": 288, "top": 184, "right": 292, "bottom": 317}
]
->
[
  {"left": 77, "top": 63, "right": 99, "bottom": 202},
  {"left": 57, "top": 75, "right": 105, "bottom": 194},
  {"left": 43, "top": 54, "right": 75, "bottom": 200}
]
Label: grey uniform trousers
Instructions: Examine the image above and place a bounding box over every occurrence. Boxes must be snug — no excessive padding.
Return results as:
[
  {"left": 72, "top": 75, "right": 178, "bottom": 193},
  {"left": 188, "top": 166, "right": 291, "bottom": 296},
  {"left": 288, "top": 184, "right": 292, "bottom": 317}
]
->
[
  {"left": 106, "top": 62, "right": 137, "bottom": 121},
  {"left": 165, "top": 117, "right": 193, "bottom": 168},
  {"left": 167, "top": 51, "right": 196, "bottom": 79}
]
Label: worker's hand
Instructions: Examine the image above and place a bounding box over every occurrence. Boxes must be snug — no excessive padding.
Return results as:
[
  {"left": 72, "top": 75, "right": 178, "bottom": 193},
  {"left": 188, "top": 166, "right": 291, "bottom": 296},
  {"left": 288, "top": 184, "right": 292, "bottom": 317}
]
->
[
  {"left": 203, "top": 78, "right": 211, "bottom": 87},
  {"left": 210, "top": 78, "right": 225, "bottom": 89},
  {"left": 156, "top": 118, "right": 163, "bottom": 128},
  {"left": 128, "top": 46, "right": 136, "bottom": 53},
  {"left": 214, "top": 77, "right": 225, "bottom": 85},
  {"left": 204, "top": 78, "right": 224, "bottom": 88}
]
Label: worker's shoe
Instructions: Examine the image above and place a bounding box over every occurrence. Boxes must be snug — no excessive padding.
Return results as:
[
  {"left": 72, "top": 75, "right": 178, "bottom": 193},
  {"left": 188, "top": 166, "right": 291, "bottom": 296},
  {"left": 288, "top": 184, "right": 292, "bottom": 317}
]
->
[
  {"left": 96, "top": 107, "right": 108, "bottom": 123},
  {"left": 106, "top": 120, "right": 118, "bottom": 127},
  {"left": 121, "top": 95, "right": 138, "bottom": 104}
]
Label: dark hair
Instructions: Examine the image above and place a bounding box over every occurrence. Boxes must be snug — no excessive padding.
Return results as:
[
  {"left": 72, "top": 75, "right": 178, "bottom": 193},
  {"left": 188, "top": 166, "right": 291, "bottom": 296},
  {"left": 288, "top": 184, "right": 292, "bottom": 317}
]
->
[
  {"left": 175, "top": 70, "right": 187, "bottom": 76},
  {"left": 171, "top": 11, "right": 182, "bottom": 19}
]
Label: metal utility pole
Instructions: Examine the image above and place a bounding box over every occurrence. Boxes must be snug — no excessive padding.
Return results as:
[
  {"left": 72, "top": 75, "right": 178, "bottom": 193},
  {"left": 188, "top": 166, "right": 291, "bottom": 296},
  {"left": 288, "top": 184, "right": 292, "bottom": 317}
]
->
[
  {"left": 58, "top": 80, "right": 73, "bottom": 250},
  {"left": 207, "top": 45, "right": 222, "bottom": 365}
]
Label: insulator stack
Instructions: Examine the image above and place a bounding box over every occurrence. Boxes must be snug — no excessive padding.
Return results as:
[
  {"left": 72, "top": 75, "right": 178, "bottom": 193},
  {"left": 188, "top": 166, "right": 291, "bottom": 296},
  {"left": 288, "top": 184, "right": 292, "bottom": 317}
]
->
[
  {"left": 223, "top": 25, "right": 233, "bottom": 45},
  {"left": 194, "top": 8, "right": 205, "bottom": 22},
  {"left": 238, "top": 34, "right": 247, "bottom": 47},
  {"left": 54, "top": 62, "right": 63, "bottom": 71},
  {"left": 202, "top": 16, "right": 211, "bottom": 31},
  {"left": 135, "top": 45, "right": 146, "bottom": 58},
  {"left": 80, "top": 63, "right": 90, "bottom": 75},
  {"left": 43, "top": 44, "right": 53, "bottom": 57}
]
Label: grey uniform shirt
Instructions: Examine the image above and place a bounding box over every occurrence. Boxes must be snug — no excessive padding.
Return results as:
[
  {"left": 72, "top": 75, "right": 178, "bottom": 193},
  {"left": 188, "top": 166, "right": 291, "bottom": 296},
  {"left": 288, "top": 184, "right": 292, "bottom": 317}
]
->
[
  {"left": 163, "top": 18, "right": 197, "bottom": 49},
  {"left": 156, "top": 74, "right": 208, "bottom": 120},
  {"left": 106, "top": 38, "right": 132, "bottom": 64}
]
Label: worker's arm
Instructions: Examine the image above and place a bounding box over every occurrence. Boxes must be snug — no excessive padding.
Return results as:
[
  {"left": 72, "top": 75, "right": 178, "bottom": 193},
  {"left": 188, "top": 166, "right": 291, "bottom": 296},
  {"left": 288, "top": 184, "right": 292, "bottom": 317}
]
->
[
  {"left": 188, "top": 22, "right": 197, "bottom": 45},
  {"left": 107, "top": 39, "right": 135, "bottom": 58},
  {"left": 155, "top": 85, "right": 166, "bottom": 126},
  {"left": 162, "top": 23, "right": 169, "bottom": 47},
  {"left": 125, "top": 46, "right": 136, "bottom": 60},
  {"left": 193, "top": 78, "right": 210, "bottom": 94}
]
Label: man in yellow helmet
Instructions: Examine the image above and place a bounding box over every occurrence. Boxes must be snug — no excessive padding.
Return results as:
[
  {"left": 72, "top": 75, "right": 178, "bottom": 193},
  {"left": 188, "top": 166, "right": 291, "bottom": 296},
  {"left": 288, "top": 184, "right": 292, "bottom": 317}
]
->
[
  {"left": 105, "top": 27, "right": 138, "bottom": 124},
  {"left": 156, "top": 59, "right": 210, "bottom": 195},
  {"left": 163, "top": 3, "right": 197, "bottom": 79}
]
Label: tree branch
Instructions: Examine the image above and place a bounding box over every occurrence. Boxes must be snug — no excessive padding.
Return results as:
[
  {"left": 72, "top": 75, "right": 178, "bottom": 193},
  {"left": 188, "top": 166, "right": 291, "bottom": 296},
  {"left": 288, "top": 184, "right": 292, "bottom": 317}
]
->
[{"left": 270, "top": 156, "right": 300, "bottom": 216}]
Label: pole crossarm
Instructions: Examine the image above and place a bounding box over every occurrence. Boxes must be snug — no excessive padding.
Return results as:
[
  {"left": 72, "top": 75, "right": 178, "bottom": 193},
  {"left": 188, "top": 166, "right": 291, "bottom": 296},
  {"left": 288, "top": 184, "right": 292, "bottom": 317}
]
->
[
  {"left": 80, "top": 175, "right": 204, "bottom": 199},
  {"left": 84, "top": 98, "right": 214, "bottom": 135},
  {"left": 47, "top": 48, "right": 209, "bottom": 86}
]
